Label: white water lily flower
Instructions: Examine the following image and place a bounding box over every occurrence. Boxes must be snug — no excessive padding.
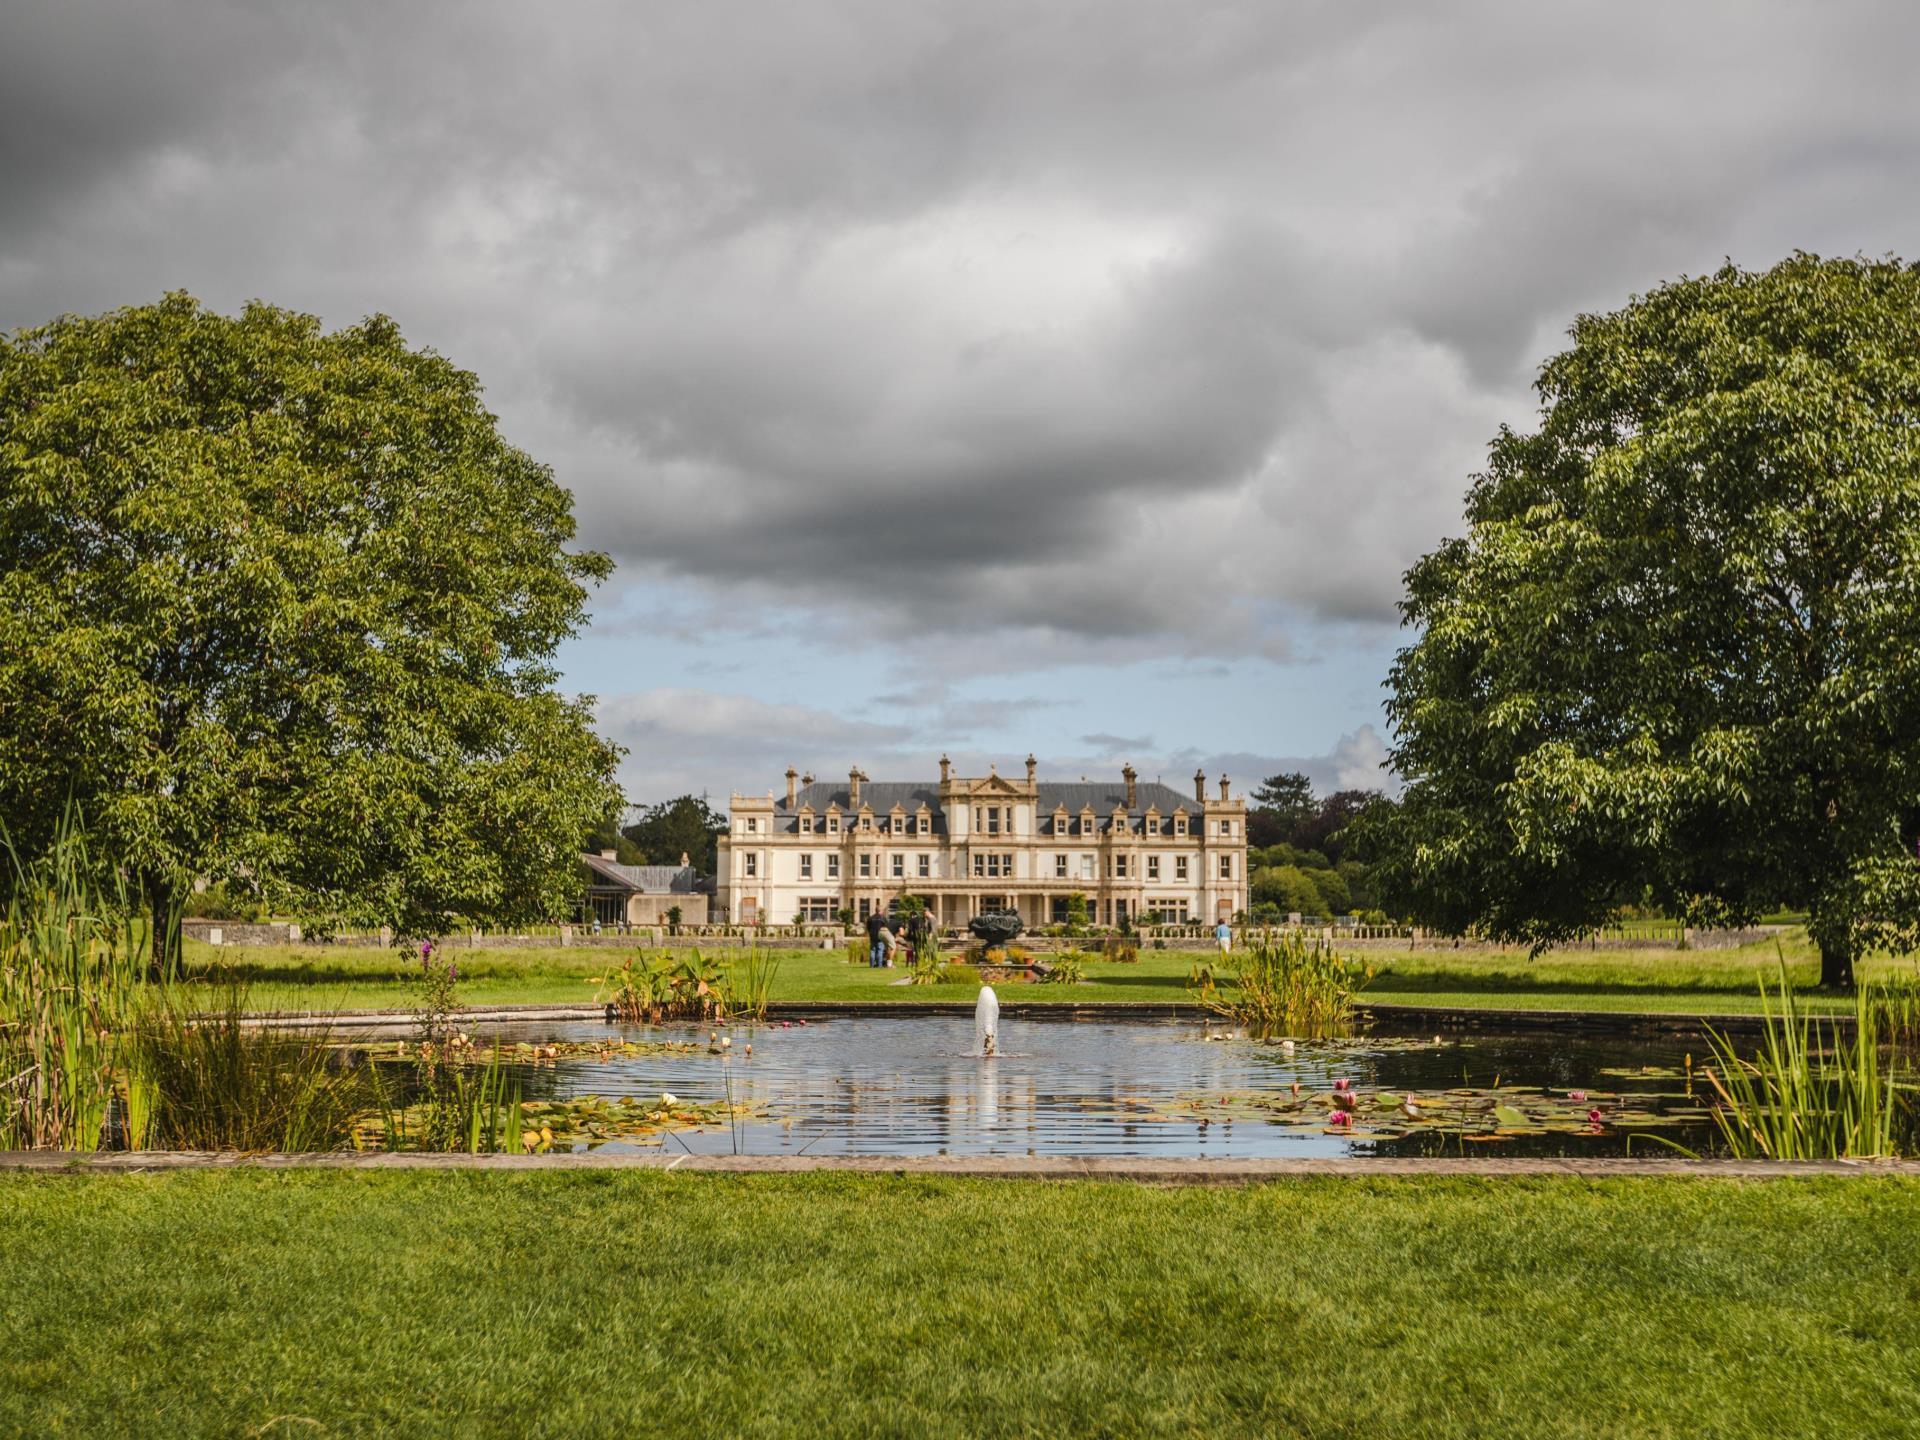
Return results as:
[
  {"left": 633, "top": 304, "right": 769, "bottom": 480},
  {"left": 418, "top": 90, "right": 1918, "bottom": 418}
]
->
[{"left": 659, "top": 1091, "right": 679, "bottom": 1107}]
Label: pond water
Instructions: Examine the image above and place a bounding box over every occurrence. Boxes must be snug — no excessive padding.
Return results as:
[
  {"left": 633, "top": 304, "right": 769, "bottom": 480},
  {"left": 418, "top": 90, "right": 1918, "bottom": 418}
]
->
[{"left": 394, "top": 1013, "right": 1725, "bottom": 1159}]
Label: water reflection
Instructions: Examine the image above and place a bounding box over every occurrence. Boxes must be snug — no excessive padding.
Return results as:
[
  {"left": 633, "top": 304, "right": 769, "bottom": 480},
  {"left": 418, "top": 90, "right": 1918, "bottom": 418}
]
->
[{"left": 366, "top": 1015, "right": 1719, "bottom": 1159}]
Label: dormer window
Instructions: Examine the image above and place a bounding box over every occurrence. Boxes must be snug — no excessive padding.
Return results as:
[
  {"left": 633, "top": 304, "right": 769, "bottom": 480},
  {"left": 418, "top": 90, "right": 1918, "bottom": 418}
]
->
[
  {"left": 1174, "top": 814, "right": 1188, "bottom": 837},
  {"left": 916, "top": 811, "right": 931, "bottom": 836},
  {"left": 827, "top": 813, "right": 840, "bottom": 834},
  {"left": 799, "top": 813, "right": 814, "bottom": 834}
]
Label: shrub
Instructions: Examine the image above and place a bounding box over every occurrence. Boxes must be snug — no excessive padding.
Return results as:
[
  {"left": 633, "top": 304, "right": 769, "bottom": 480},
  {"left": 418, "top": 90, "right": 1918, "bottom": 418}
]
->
[{"left": 1099, "top": 933, "right": 1140, "bottom": 963}]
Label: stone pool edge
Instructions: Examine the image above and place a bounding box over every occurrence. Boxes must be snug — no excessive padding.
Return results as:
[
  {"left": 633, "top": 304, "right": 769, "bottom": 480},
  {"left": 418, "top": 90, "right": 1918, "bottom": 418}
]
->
[
  {"left": 235, "top": 999, "right": 1823, "bottom": 1039},
  {"left": 5, "top": 1151, "right": 1917, "bottom": 1181}
]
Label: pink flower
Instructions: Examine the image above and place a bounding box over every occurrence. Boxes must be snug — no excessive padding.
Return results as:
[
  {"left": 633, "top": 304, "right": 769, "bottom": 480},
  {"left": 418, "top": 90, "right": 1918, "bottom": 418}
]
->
[
  {"left": 1328, "top": 1110, "right": 1352, "bottom": 1126},
  {"left": 1586, "top": 1108, "right": 1603, "bottom": 1126},
  {"left": 1568, "top": 1090, "right": 1587, "bottom": 1102},
  {"left": 1333, "top": 1077, "right": 1350, "bottom": 1092}
]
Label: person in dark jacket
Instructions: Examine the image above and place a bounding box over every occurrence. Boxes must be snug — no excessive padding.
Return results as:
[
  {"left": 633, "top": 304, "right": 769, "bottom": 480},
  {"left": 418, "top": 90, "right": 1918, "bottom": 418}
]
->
[{"left": 865, "top": 909, "right": 886, "bottom": 968}]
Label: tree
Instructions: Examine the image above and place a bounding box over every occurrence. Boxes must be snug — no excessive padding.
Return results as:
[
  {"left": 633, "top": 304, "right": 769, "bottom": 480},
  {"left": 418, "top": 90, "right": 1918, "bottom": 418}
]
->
[
  {"left": 622, "top": 794, "right": 726, "bottom": 872},
  {"left": 1370, "top": 254, "right": 1920, "bottom": 987},
  {"left": 1248, "top": 771, "right": 1316, "bottom": 848},
  {"left": 1292, "top": 790, "right": 1379, "bottom": 864},
  {"left": 583, "top": 810, "right": 645, "bottom": 865},
  {"left": 0, "top": 294, "right": 621, "bottom": 963}
]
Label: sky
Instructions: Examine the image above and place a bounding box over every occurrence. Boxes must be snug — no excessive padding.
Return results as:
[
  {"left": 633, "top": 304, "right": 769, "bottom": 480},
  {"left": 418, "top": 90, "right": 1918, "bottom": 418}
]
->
[{"left": 5, "top": 2, "right": 1919, "bottom": 811}]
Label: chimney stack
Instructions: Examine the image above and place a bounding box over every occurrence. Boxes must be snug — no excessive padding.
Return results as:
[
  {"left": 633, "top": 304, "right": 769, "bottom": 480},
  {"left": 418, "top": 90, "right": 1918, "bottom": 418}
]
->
[
  {"left": 802, "top": 771, "right": 813, "bottom": 786},
  {"left": 1194, "top": 768, "right": 1207, "bottom": 804},
  {"left": 939, "top": 753, "right": 951, "bottom": 784},
  {"left": 785, "top": 766, "right": 798, "bottom": 807},
  {"left": 1122, "top": 763, "right": 1137, "bottom": 809},
  {"left": 1219, "top": 775, "right": 1231, "bottom": 802},
  {"left": 849, "top": 766, "right": 862, "bottom": 807},
  {"left": 1025, "top": 753, "right": 1037, "bottom": 785}
]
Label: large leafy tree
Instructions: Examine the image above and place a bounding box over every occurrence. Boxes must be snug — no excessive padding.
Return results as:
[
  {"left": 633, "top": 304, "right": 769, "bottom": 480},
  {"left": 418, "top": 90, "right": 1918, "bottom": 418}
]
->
[
  {"left": 1248, "top": 771, "right": 1315, "bottom": 848},
  {"left": 0, "top": 294, "right": 622, "bottom": 959},
  {"left": 622, "top": 794, "right": 726, "bottom": 873},
  {"left": 1371, "top": 254, "right": 1920, "bottom": 987}
]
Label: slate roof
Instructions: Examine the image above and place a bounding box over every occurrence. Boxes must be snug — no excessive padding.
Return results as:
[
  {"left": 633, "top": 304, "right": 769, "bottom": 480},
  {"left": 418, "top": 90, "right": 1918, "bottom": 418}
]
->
[
  {"left": 759, "top": 779, "right": 1202, "bottom": 836},
  {"left": 580, "top": 854, "right": 700, "bottom": 892}
]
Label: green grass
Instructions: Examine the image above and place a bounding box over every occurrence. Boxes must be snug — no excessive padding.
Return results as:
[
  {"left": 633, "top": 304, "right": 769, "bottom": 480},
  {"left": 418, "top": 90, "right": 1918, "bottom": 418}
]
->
[
  {"left": 1, "top": 1170, "right": 1915, "bottom": 1437},
  {"left": 186, "top": 929, "right": 1920, "bottom": 1017}
]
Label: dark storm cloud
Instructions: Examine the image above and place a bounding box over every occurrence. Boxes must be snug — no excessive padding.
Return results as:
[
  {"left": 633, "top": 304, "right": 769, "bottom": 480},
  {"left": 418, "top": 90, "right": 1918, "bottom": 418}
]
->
[{"left": 4, "top": 1, "right": 1919, "bottom": 663}]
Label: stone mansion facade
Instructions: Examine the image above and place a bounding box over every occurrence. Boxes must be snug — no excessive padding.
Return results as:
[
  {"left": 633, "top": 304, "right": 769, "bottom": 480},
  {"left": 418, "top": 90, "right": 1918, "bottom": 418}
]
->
[{"left": 715, "top": 756, "right": 1247, "bottom": 930}]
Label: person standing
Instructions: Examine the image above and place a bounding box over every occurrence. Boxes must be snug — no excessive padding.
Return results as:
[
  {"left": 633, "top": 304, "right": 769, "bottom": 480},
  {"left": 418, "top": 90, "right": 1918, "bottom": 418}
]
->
[
  {"left": 865, "top": 908, "right": 886, "bottom": 968},
  {"left": 1215, "top": 918, "right": 1232, "bottom": 956}
]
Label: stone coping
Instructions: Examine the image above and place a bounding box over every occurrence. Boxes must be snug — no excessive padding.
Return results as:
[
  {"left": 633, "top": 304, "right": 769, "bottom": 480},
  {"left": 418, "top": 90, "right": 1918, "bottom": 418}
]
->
[
  {"left": 238, "top": 998, "right": 1814, "bottom": 1038},
  {"left": 3, "top": 1150, "right": 1914, "bottom": 1181}
]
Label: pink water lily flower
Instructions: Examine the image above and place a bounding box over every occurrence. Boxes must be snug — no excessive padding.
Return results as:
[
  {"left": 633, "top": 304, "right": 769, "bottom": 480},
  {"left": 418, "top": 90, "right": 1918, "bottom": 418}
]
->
[
  {"left": 1568, "top": 1090, "right": 1587, "bottom": 1102},
  {"left": 1333, "top": 1077, "right": 1351, "bottom": 1092},
  {"left": 1328, "top": 1109, "right": 1352, "bottom": 1126},
  {"left": 1586, "top": 1108, "right": 1604, "bottom": 1126}
]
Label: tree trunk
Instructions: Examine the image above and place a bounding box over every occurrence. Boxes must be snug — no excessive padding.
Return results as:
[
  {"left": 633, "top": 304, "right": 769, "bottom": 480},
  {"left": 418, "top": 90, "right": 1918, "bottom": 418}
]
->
[{"left": 1818, "top": 935, "right": 1854, "bottom": 990}]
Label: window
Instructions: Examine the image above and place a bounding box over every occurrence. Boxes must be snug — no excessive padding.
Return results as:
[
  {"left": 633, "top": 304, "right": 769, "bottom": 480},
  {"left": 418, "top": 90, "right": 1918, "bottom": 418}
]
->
[
  {"left": 800, "top": 897, "right": 834, "bottom": 921},
  {"left": 1219, "top": 854, "right": 1232, "bottom": 880},
  {"left": 799, "top": 815, "right": 813, "bottom": 834},
  {"left": 1175, "top": 856, "right": 1189, "bottom": 880},
  {"left": 744, "top": 853, "right": 757, "bottom": 877},
  {"left": 799, "top": 854, "right": 813, "bottom": 879},
  {"left": 892, "top": 815, "right": 905, "bottom": 835},
  {"left": 917, "top": 814, "right": 930, "bottom": 836},
  {"left": 1054, "top": 854, "right": 1068, "bottom": 878},
  {"left": 1147, "top": 855, "right": 1160, "bottom": 881},
  {"left": 1115, "top": 899, "right": 1129, "bottom": 926},
  {"left": 858, "top": 898, "right": 872, "bottom": 920},
  {"left": 859, "top": 854, "right": 871, "bottom": 878},
  {"left": 827, "top": 853, "right": 841, "bottom": 879},
  {"left": 827, "top": 814, "right": 840, "bottom": 834},
  {"left": 971, "top": 853, "right": 1014, "bottom": 879},
  {"left": 1050, "top": 896, "right": 1071, "bottom": 924},
  {"left": 1079, "top": 855, "right": 1096, "bottom": 881},
  {"left": 1175, "top": 816, "right": 1188, "bottom": 837},
  {"left": 745, "top": 817, "right": 757, "bottom": 833},
  {"left": 1219, "top": 819, "right": 1232, "bottom": 836},
  {"left": 1114, "top": 855, "right": 1128, "bottom": 879},
  {"left": 984, "top": 806, "right": 1001, "bottom": 835},
  {"left": 917, "top": 853, "right": 931, "bottom": 878},
  {"left": 860, "top": 815, "right": 873, "bottom": 832},
  {"left": 891, "top": 853, "right": 904, "bottom": 878}
]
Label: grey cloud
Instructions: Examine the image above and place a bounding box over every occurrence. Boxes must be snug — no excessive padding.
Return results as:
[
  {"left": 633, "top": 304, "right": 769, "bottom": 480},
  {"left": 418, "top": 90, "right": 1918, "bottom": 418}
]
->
[
  {"left": 599, "top": 685, "right": 1391, "bottom": 809},
  {"left": 5, "top": 2, "right": 1920, "bottom": 665}
]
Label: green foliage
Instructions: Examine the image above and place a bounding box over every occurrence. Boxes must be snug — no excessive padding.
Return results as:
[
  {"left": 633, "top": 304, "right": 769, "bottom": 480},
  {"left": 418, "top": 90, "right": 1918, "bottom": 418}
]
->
[
  {"left": 1099, "top": 933, "right": 1140, "bottom": 963},
  {"left": 1250, "top": 864, "right": 1326, "bottom": 917},
  {"left": 723, "top": 947, "right": 782, "bottom": 1019},
  {"left": 0, "top": 816, "right": 152, "bottom": 1148},
  {"left": 1701, "top": 966, "right": 1915, "bottom": 1158},
  {"left": 133, "top": 981, "right": 368, "bottom": 1152},
  {"left": 1062, "top": 891, "right": 1090, "bottom": 937},
  {"left": 622, "top": 795, "right": 726, "bottom": 872},
  {"left": 1371, "top": 254, "right": 1920, "bottom": 987},
  {"left": 1196, "top": 931, "right": 1374, "bottom": 1038},
  {"left": 0, "top": 293, "right": 622, "bottom": 957},
  {"left": 1042, "top": 953, "right": 1085, "bottom": 984}
]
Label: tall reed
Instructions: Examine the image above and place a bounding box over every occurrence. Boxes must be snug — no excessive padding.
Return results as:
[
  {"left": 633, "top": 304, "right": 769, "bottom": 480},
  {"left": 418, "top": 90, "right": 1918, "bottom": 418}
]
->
[
  {"left": 1198, "top": 931, "right": 1374, "bottom": 1039},
  {"left": 723, "top": 946, "right": 782, "bottom": 1020},
  {"left": 132, "top": 980, "right": 369, "bottom": 1152},
  {"left": 0, "top": 819, "right": 152, "bottom": 1149},
  {"left": 1701, "top": 969, "right": 1913, "bottom": 1160}
]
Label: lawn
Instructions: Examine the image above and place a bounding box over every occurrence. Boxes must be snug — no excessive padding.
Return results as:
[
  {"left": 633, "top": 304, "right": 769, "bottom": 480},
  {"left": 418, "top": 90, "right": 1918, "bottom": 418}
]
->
[
  {"left": 1, "top": 1170, "right": 1914, "bottom": 1438},
  {"left": 185, "top": 929, "right": 1917, "bottom": 1017}
]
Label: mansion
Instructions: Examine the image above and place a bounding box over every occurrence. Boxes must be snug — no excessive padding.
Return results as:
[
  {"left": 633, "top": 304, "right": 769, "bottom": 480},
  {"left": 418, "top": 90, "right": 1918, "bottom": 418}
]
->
[{"left": 715, "top": 756, "right": 1247, "bottom": 930}]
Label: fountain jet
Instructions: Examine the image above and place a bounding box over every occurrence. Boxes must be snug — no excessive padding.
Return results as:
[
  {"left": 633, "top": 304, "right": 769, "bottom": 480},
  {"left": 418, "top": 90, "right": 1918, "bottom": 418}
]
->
[{"left": 975, "top": 984, "right": 999, "bottom": 1058}]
